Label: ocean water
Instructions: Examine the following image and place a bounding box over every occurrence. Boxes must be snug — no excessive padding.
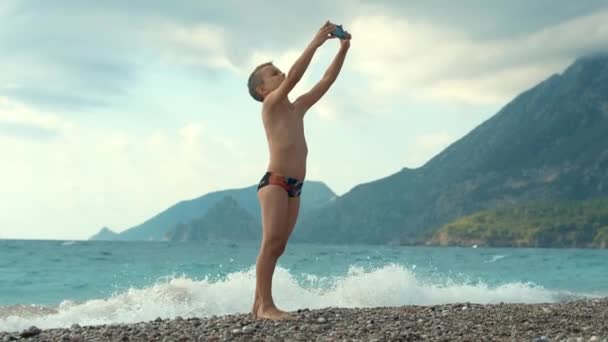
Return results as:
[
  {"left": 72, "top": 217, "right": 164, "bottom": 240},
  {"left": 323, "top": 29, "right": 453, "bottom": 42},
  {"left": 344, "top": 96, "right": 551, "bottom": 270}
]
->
[{"left": 1, "top": 239, "right": 607, "bottom": 332}]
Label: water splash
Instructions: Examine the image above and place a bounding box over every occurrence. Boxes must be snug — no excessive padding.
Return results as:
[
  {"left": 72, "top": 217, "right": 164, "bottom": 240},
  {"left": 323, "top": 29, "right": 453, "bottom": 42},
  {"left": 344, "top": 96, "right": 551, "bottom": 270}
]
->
[{"left": 0, "top": 263, "right": 590, "bottom": 332}]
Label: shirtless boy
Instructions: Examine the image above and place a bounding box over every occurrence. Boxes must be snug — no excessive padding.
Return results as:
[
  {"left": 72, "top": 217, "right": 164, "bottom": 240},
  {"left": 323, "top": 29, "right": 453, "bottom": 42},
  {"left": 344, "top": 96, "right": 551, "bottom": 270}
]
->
[{"left": 246, "top": 21, "right": 351, "bottom": 320}]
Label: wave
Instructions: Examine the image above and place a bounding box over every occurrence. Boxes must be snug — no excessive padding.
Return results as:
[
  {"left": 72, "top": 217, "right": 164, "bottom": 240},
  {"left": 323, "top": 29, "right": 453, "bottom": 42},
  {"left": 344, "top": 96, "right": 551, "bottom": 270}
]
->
[
  {"left": 484, "top": 254, "right": 507, "bottom": 263},
  {"left": 0, "top": 263, "right": 596, "bottom": 332}
]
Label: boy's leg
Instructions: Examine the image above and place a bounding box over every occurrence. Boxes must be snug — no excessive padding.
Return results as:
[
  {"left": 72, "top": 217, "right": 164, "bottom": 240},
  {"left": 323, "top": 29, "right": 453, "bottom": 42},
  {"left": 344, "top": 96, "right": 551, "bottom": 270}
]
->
[
  {"left": 285, "top": 196, "right": 301, "bottom": 239},
  {"left": 253, "top": 185, "right": 292, "bottom": 320},
  {"left": 252, "top": 195, "right": 301, "bottom": 317}
]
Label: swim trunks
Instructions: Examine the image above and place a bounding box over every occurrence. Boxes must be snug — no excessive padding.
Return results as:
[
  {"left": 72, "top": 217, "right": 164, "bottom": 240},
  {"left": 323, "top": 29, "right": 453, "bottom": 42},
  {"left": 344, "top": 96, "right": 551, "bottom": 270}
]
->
[{"left": 257, "top": 171, "right": 304, "bottom": 197}]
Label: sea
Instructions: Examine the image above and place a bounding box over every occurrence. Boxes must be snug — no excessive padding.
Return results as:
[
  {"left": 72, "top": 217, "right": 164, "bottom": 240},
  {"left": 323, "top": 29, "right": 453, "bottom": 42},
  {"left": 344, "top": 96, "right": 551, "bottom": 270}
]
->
[{"left": 1, "top": 239, "right": 607, "bottom": 332}]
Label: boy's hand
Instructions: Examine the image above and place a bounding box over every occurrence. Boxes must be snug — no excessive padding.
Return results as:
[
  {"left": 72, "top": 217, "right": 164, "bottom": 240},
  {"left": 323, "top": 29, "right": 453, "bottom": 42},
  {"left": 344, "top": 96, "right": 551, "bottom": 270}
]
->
[
  {"left": 340, "top": 31, "right": 352, "bottom": 50},
  {"left": 311, "top": 21, "right": 337, "bottom": 48}
]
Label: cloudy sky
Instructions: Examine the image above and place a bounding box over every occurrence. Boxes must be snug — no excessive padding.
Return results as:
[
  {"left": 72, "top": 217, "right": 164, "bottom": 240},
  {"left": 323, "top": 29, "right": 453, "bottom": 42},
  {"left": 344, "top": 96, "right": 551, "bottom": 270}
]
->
[{"left": 1, "top": 0, "right": 607, "bottom": 240}]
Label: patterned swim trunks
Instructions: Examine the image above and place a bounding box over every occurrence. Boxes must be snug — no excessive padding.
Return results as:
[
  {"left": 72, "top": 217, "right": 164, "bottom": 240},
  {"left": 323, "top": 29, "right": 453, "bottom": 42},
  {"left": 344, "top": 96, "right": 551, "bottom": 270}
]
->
[{"left": 257, "top": 171, "right": 304, "bottom": 197}]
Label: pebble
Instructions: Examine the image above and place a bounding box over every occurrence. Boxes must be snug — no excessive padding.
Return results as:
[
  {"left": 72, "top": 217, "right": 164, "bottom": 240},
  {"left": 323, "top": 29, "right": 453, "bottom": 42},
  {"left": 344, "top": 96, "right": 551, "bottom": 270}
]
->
[
  {"left": 20, "top": 326, "right": 41, "bottom": 338},
  {"left": 1, "top": 299, "right": 607, "bottom": 341}
]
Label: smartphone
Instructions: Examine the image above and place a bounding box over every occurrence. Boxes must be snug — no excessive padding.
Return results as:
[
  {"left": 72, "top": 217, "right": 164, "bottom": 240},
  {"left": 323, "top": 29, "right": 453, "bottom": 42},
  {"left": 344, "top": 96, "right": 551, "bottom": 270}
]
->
[{"left": 330, "top": 25, "right": 347, "bottom": 39}]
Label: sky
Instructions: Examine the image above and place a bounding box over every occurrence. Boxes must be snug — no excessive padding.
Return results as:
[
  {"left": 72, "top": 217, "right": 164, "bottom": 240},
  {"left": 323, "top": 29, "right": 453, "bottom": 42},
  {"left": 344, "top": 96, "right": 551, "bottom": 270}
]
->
[{"left": 1, "top": 0, "right": 608, "bottom": 240}]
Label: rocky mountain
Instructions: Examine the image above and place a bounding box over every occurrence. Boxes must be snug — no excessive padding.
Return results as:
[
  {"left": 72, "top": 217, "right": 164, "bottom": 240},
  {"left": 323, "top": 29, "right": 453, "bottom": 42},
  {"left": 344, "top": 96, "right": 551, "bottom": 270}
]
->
[
  {"left": 292, "top": 54, "right": 608, "bottom": 245},
  {"left": 91, "top": 55, "right": 608, "bottom": 247},
  {"left": 90, "top": 180, "right": 335, "bottom": 241},
  {"left": 165, "top": 196, "right": 260, "bottom": 242},
  {"left": 88, "top": 227, "right": 118, "bottom": 241}
]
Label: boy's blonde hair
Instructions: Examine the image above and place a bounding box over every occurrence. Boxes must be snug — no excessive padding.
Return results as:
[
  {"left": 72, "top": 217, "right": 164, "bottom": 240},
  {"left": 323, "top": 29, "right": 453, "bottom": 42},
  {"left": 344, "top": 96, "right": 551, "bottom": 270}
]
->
[{"left": 247, "top": 61, "right": 273, "bottom": 102}]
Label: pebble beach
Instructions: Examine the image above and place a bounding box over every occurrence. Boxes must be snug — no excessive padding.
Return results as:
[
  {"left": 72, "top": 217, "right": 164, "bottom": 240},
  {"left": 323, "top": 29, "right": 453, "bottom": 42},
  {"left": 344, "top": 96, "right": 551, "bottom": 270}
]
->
[{"left": 1, "top": 298, "right": 607, "bottom": 342}]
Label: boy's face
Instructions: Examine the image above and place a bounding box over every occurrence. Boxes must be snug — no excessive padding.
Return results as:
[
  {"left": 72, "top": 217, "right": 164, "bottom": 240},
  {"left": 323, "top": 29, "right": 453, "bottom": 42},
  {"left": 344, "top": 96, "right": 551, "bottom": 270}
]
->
[{"left": 258, "top": 64, "right": 285, "bottom": 97}]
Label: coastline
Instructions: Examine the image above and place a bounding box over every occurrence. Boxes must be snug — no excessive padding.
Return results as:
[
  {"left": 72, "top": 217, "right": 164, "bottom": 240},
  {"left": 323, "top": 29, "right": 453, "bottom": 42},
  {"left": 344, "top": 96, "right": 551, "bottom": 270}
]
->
[{"left": 2, "top": 298, "right": 607, "bottom": 341}]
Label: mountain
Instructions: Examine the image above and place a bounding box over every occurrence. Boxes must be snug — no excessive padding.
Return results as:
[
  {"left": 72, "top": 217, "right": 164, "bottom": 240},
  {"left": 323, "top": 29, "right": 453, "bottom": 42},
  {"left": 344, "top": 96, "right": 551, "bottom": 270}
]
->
[
  {"left": 89, "top": 227, "right": 118, "bottom": 241},
  {"left": 91, "top": 55, "right": 608, "bottom": 246},
  {"left": 292, "top": 54, "right": 608, "bottom": 245},
  {"left": 89, "top": 180, "right": 335, "bottom": 241},
  {"left": 429, "top": 198, "right": 608, "bottom": 248},
  {"left": 165, "top": 196, "right": 260, "bottom": 242}
]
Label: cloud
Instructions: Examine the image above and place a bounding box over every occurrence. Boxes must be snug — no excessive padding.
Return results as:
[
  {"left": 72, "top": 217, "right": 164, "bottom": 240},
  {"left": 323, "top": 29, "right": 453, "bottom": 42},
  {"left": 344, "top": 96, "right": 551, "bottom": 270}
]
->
[
  {"left": 1, "top": 86, "right": 111, "bottom": 110},
  {"left": 3, "top": 1, "right": 607, "bottom": 111},
  {"left": 315, "top": 100, "right": 340, "bottom": 121},
  {"left": 349, "top": 8, "right": 608, "bottom": 104},
  {"left": 151, "top": 22, "right": 239, "bottom": 74},
  {"left": 416, "top": 132, "right": 453, "bottom": 150},
  {"left": 0, "top": 8, "right": 137, "bottom": 110},
  {"left": 0, "top": 3, "right": 235, "bottom": 110},
  {"left": 0, "top": 0, "right": 360, "bottom": 110},
  {"left": 354, "top": 1, "right": 608, "bottom": 40},
  {"left": 0, "top": 122, "right": 58, "bottom": 141},
  {"left": 311, "top": 92, "right": 369, "bottom": 121},
  {"left": 177, "top": 122, "right": 208, "bottom": 167},
  {"left": 0, "top": 97, "right": 72, "bottom": 140},
  {"left": 408, "top": 131, "right": 454, "bottom": 167},
  {"left": 0, "top": 114, "right": 258, "bottom": 239},
  {"left": 0, "top": 1, "right": 15, "bottom": 17},
  {"left": 100, "top": 132, "right": 130, "bottom": 153}
]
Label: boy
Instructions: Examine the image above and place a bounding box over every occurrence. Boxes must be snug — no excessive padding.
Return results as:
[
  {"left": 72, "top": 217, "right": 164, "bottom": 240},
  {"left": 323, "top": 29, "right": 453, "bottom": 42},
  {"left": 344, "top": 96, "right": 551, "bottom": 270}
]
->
[{"left": 246, "top": 20, "right": 351, "bottom": 320}]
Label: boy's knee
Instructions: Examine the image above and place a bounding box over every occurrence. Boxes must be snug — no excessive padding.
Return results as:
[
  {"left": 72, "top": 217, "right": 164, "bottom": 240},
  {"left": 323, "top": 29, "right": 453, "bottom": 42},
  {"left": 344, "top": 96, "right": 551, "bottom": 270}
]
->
[{"left": 261, "top": 238, "right": 286, "bottom": 258}]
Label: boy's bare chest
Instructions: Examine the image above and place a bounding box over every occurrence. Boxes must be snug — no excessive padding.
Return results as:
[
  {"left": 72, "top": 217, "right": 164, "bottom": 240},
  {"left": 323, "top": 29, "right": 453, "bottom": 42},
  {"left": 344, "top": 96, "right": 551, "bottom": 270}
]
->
[{"left": 262, "top": 106, "right": 305, "bottom": 132}]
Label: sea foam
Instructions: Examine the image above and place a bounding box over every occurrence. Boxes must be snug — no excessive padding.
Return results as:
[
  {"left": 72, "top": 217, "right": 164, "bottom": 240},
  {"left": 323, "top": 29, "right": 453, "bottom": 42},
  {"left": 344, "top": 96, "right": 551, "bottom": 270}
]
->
[{"left": 0, "top": 263, "right": 585, "bottom": 332}]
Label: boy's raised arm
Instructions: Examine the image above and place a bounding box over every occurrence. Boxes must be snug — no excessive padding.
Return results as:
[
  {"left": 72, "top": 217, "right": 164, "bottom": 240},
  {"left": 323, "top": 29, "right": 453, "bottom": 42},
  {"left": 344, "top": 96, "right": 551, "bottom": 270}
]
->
[
  {"left": 294, "top": 31, "right": 351, "bottom": 112},
  {"left": 267, "top": 21, "right": 337, "bottom": 104}
]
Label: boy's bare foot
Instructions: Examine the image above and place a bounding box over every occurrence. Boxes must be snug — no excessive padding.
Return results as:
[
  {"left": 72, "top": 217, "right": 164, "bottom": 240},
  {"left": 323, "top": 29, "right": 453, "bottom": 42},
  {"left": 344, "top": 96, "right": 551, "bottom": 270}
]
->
[
  {"left": 251, "top": 297, "right": 260, "bottom": 318},
  {"left": 256, "top": 305, "right": 295, "bottom": 321}
]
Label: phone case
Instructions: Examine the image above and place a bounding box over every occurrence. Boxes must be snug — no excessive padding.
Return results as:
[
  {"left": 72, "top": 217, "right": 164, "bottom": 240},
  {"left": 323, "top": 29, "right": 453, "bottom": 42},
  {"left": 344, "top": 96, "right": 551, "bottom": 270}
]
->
[{"left": 331, "top": 25, "right": 347, "bottom": 39}]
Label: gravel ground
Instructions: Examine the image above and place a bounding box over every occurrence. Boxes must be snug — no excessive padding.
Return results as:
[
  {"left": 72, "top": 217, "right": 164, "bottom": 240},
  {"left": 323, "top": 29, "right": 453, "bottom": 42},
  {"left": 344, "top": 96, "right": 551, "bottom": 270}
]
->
[{"left": 1, "top": 298, "right": 607, "bottom": 341}]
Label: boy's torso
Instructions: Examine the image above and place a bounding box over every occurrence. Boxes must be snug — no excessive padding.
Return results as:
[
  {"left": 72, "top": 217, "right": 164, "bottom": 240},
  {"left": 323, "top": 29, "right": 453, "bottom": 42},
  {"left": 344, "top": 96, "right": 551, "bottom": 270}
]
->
[{"left": 261, "top": 101, "right": 308, "bottom": 181}]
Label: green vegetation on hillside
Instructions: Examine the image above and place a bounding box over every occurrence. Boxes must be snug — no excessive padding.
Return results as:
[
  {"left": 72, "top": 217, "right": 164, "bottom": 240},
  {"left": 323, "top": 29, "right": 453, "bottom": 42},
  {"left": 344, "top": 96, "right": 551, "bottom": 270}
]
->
[{"left": 432, "top": 198, "right": 608, "bottom": 248}]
